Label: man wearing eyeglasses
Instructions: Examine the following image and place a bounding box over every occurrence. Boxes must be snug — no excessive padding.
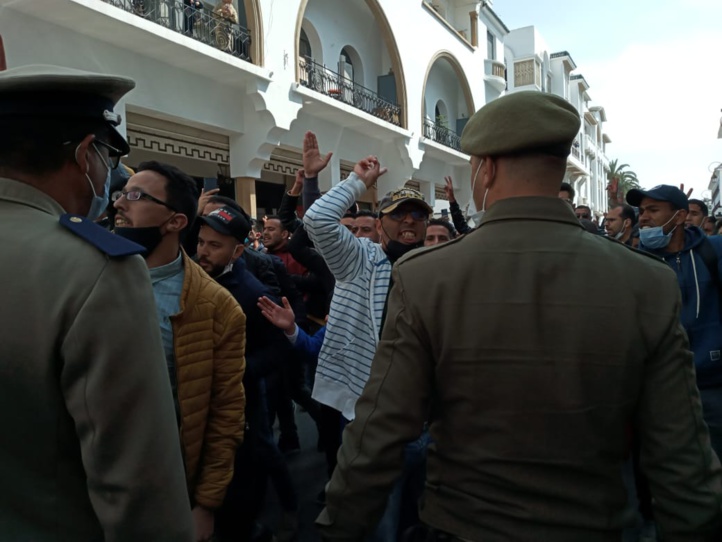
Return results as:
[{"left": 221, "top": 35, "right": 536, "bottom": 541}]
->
[
  {"left": 304, "top": 151, "right": 432, "bottom": 538},
  {"left": 113, "top": 161, "right": 246, "bottom": 542},
  {"left": 0, "top": 65, "right": 194, "bottom": 540}
]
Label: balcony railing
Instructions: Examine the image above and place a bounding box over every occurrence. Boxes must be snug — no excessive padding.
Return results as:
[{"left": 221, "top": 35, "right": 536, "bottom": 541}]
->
[
  {"left": 422, "top": 118, "right": 461, "bottom": 151},
  {"left": 299, "top": 58, "right": 402, "bottom": 127},
  {"left": 102, "top": 0, "right": 252, "bottom": 62}
]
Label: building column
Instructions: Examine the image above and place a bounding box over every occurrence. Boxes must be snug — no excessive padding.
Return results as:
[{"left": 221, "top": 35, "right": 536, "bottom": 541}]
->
[{"left": 235, "top": 177, "right": 257, "bottom": 217}]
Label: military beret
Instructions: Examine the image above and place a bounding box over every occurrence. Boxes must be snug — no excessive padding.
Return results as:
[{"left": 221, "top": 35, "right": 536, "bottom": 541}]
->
[
  {"left": 0, "top": 64, "right": 135, "bottom": 155},
  {"left": 460, "top": 91, "right": 581, "bottom": 158}
]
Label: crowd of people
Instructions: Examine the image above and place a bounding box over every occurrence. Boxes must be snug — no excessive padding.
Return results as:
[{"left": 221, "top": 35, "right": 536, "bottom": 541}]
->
[{"left": 2, "top": 63, "right": 722, "bottom": 542}]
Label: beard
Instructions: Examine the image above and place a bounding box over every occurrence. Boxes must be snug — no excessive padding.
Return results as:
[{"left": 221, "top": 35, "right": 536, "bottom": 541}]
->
[{"left": 198, "top": 258, "right": 227, "bottom": 278}]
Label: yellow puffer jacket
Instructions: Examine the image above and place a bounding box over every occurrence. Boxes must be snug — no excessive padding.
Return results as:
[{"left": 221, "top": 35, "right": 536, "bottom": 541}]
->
[{"left": 172, "top": 251, "right": 246, "bottom": 509}]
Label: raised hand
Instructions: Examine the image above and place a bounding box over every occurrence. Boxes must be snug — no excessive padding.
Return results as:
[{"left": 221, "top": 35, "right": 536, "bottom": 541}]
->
[
  {"left": 443, "top": 176, "right": 456, "bottom": 203},
  {"left": 197, "top": 187, "right": 220, "bottom": 215},
  {"left": 679, "top": 183, "right": 694, "bottom": 198},
  {"left": 353, "top": 156, "right": 388, "bottom": 190},
  {"left": 257, "top": 296, "right": 296, "bottom": 335},
  {"left": 303, "top": 131, "right": 333, "bottom": 177}
]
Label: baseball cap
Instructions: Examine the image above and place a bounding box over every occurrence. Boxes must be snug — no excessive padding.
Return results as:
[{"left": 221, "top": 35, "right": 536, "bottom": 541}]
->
[
  {"left": 626, "top": 185, "right": 689, "bottom": 211},
  {"left": 377, "top": 187, "right": 433, "bottom": 216},
  {"left": 199, "top": 206, "right": 252, "bottom": 242}
]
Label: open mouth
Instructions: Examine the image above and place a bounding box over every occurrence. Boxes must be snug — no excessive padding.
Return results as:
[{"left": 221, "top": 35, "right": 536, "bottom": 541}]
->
[
  {"left": 115, "top": 216, "right": 131, "bottom": 227},
  {"left": 399, "top": 231, "right": 417, "bottom": 242}
]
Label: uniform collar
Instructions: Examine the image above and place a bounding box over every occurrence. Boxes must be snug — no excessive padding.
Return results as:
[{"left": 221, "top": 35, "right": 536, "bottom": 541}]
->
[
  {"left": 478, "top": 196, "right": 583, "bottom": 229},
  {"left": 0, "top": 177, "right": 66, "bottom": 216}
]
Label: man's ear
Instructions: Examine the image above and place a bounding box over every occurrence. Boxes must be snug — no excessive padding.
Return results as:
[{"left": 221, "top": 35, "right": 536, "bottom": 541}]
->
[
  {"left": 233, "top": 243, "right": 245, "bottom": 259},
  {"left": 167, "top": 213, "right": 189, "bottom": 233},
  {"left": 74, "top": 134, "right": 96, "bottom": 173},
  {"left": 480, "top": 156, "right": 497, "bottom": 191}
]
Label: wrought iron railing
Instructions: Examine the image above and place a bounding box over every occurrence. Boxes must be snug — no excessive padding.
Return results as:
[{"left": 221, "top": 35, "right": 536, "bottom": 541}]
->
[
  {"left": 299, "top": 58, "right": 402, "bottom": 127},
  {"left": 102, "top": 0, "right": 252, "bottom": 62},
  {"left": 422, "top": 118, "right": 461, "bottom": 151}
]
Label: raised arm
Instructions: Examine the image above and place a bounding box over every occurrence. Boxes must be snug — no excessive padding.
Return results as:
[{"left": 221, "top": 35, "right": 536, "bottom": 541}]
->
[
  {"left": 303, "top": 156, "right": 386, "bottom": 283},
  {"left": 445, "top": 176, "right": 471, "bottom": 235}
]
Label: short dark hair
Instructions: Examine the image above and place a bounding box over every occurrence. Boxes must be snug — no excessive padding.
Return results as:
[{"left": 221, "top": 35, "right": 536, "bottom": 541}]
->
[
  {"left": 0, "top": 118, "right": 111, "bottom": 176},
  {"left": 689, "top": 199, "right": 709, "bottom": 217},
  {"left": 612, "top": 203, "right": 637, "bottom": 226},
  {"left": 560, "top": 182, "right": 575, "bottom": 200},
  {"left": 355, "top": 209, "right": 378, "bottom": 219},
  {"left": 264, "top": 215, "right": 288, "bottom": 232},
  {"left": 136, "top": 161, "right": 198, "bottom": 230},
  {"left": 576, "top": 205, "right": 591, "bottom": 214},
  {"left": 428, "top": 218, "right": 455, "bottom": 238}
]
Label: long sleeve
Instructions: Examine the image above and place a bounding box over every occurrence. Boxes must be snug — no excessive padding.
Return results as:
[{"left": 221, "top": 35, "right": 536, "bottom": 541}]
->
[
  {"left": 637, "top": 280, "right": 722, "bottom": 541},
  {"left": 60, "top": 257, "right": 194, "bottom": 541},
  {"left": 316, "top": 266, "right": 431, "bottom": 540},
  {"left": 303, "top": 174, "right": 373, "bottom": 283},
  {"left": 279, "top": 190, "right": 303, "bottom": 233},
  {"left": 303, "top": 175, "right": 323, "bottom": 211},
  {"left": 449, "top": 200, "right": 471, "bottom": 235}
]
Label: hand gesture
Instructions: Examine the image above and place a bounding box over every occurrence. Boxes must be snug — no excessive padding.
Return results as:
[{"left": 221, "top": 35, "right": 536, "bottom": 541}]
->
[
  {"left": 303, "top": 131, "right": 333, "bottom": 177},
  {"left": 679, "top": 183, "right": 693, "bottom": 198},
  {"left": 289, "top": 168, "right": 305, "bottom": 197},
  {"left": 197, "top": 187, "right": 220, "bottom": 215},
  {"left": 257, "top": 296, "right": 296, "bottom": 335},
  {"left": 443, "top": 176, "right": 456, "bottom": 203},
  {"left": 353, "top": 156, "right": 388, "bottom": 190}
]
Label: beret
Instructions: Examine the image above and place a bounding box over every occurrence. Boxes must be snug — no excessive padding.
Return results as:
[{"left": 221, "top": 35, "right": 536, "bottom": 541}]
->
[{"left": 461, "top": 91, "right": 581, "bottom": 158}]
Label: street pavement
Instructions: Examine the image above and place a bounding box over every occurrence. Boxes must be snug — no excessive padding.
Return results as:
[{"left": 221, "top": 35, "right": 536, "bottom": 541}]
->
[{"left": 263, "top": 409, "right": 326, "bottom": 541}]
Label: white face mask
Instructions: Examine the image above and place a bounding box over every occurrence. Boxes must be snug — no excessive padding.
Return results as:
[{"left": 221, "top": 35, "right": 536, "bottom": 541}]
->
[
  {"left": 77, "top": 143, "right": 111, "bottom": 221},
  {"left": 465, "top": 159, "right": 488, "bottom": 227}
]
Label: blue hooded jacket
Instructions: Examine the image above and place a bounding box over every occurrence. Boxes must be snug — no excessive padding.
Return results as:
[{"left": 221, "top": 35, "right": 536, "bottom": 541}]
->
[{"left": 641, "top": 226, "right": 722, "bottom": 388}]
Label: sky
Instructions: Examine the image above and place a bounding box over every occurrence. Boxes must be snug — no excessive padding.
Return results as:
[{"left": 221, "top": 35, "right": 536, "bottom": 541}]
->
[{"left": 493, "top": 0, "right": 722, "bottom": 200}]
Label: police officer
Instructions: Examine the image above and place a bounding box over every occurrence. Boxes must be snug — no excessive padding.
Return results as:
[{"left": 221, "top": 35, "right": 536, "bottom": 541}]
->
[
  {"left": 0, "top": 64, "right": 193, "bottom": 540},
  {"left": 317, "top": 91, "right": 722, "bottom": 541}
]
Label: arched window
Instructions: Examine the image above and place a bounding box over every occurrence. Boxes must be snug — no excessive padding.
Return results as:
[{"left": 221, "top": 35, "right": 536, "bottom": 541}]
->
[
  {"left": 340, "top": 47, "right": 354, "bottom": 82},
  {"left": 299, "top": 28, "right": 312, "bottom": 60}
]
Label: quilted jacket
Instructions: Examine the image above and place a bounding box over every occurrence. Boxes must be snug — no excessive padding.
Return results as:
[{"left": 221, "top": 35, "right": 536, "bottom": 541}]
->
[{"left": 173, "top": 251, "right": 246, "bottom": 510}]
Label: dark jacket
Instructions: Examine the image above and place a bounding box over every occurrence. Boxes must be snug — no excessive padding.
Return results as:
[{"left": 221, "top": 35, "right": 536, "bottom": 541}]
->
[
  {"left": 289, "top": 225, "right": 334, "bottom": 319},
  {"left": 242, "top": 248, "right": 282, "bottom": 298},
  {"left": 641, "top": 226, "right": 722, "bottom": 388},
  {"left": 449, "top": 201, "right": 471, "bottom": 235}
]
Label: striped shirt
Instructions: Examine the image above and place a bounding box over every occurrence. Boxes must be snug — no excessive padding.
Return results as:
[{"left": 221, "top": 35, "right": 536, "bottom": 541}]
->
[{"left": 304, "top": 174, "right": 391, "bottom": 420}]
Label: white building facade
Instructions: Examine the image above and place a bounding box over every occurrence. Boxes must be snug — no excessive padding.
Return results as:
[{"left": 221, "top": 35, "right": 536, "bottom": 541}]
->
[
  {"left": 0, "top": 0, "right": 516, "bottom": 216},
  {"left": 504, "top": 26, "right": 613, "bottom": 218}
]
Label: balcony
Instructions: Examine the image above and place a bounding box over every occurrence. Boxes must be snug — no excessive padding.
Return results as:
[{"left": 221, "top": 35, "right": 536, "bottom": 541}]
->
[
  {"left": 484, "top": 59, "right": 506, "bottom": 93},
  {"left": 101, "top": 0, "right": 252, "bottom": 62},
  {"left": 584, "top": 134, "right": 597, "bottom": 156},
  {"left": 422, "top": 118, "right": 461, "bottom": 151},
  {"left": 299, "top": 58, "right": 402, "bottom": 127}
]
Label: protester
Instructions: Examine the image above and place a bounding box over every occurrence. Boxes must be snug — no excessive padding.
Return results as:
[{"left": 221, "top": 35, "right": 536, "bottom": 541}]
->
[
  {"left": 353, "top": 209, "right": 381, "bottom": 241},
  {"left": 627, "top": 185, "right": 722, "bottom": 457},
  {"left": 703, "top": 216, "right": 716, "bottom": 236},
  {"left": 425, "top": 218, "right": 455, "bottom": 246},
  {"left": 604, "top": 203, "right": 636, "bottom": 246},
  {"left": 318, "top": 91, "right": 722, "bottom": 541},
  {"left": 0, "top": 64, "right": 193, "bottom": 540},
  {"left": 443, "top": 175, "right": 471, "bottom": 235},
  {"left": 114, "top": 161, "right": 246, "bottom": 542},
  {"left": 687, "top": 198, "right": 709, "bottom": 228},
  {"left": 575, "top": 204, "right": 592, "bottom": 221},
  {"left": 559, "top": 181, "right": 575, "bottom": 207}
]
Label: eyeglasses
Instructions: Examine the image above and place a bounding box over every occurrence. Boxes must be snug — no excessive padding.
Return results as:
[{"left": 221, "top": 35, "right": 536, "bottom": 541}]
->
[
  {"left": 576, "top": 214, "right": 591, "bottom": 220},
  {"left": 113, "top": 189, "right": 178, "bottom": 212},
  {"left": 93, "top": 140, "right": 123, "bottom": 170},
  {"left": 383, "top": 208, "right": 428, "bottom": 222}
]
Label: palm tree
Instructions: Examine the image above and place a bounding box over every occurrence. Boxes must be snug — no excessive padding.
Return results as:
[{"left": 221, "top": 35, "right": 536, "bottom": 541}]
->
[{"left": 606, "top": 159, "right": 640, "bottom": 205}]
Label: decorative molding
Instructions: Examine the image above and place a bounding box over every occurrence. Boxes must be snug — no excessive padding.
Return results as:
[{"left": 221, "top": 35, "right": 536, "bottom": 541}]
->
[{"left": 127, "top": 125, "right": 229, "bottom": 163}]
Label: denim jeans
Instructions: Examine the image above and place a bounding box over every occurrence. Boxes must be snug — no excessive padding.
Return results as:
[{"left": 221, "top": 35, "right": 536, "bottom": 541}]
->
[{"left": 368, "top": 431, "right": 432, "bottom": 542}]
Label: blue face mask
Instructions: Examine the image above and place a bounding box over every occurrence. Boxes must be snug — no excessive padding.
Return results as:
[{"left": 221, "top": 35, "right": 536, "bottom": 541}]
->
[
  {"left": 78, "top": 143, "right": 111, "bottom": 221},
  {"left": 639, "top": 211, "right": 679, "bottom": 249}
]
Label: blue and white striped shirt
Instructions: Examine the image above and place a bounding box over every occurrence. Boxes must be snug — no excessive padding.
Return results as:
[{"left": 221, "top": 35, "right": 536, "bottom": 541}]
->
[{"left": 304, "top": 174, "right": 391, "bottom": 420}]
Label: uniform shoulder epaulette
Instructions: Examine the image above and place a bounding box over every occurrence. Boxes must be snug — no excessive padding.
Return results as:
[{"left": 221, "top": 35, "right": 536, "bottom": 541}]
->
[{"left": 59, "top": 214, "right": 146, "bottom": 258}]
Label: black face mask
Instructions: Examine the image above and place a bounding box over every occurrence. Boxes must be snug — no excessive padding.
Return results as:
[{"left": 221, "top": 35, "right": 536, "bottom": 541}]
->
[
  {"left": 114, "top": 226, "right": 163, "bottom": 257},
  {"left": 383, "top": 239, "right": 423, "bottom": 263}
]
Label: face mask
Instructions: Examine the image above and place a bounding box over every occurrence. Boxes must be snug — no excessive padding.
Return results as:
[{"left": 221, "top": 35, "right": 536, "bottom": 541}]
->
[
  {"left": 465, "top": 159, "right": 488, "bottom": 228},
  {"left": 384, "top": 239, "right": 422, "bottom": 263},
  {"left": 613, "top": 223, "right": 627, "bottom": 240},
  {"left": 639, "top": 211, "right": 679, "bottom": 250},
  {"left": 77, "top": 143, "right": 111, "bottom": 221},
  {"left": 114, "top": 226, "right": 163, "bottom": 256}
]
